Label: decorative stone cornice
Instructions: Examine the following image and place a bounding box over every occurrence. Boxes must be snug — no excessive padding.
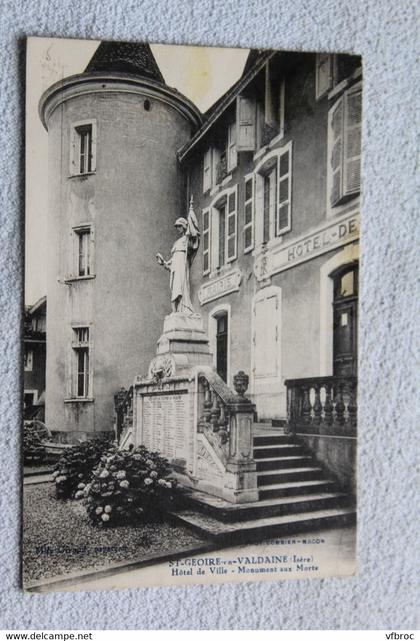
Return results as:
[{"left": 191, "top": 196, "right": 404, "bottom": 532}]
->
[{"left": 39, "top": 72, "right": 202, "bottom": 131}]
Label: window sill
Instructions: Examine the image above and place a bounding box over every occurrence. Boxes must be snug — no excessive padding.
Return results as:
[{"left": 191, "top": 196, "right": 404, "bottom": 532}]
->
[
  {"left": 68, "top": 172, "right": 96, "bottom": 179},
  {"left": 64, "top": 275, "right": 96, "bottom": 284},
  {"left": 268, "top": 131, "right": 285, "bottom": 149},
  {"left": 253, "top": 145, "right": 269, "bottom": 162},
  {"left": 64, "top": 398, "right": 94, "bottom": 404},
  {"left": 328, "top": 67, "right": 362, "bottom": 101},
  {"left": 221, "top": 173, "right": 233, "bottom": 186}
]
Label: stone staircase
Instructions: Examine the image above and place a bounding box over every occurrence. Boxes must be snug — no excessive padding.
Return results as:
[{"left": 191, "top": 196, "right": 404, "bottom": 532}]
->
[{"left": 172, "top": 427, "right": 356, "bottom": 543}]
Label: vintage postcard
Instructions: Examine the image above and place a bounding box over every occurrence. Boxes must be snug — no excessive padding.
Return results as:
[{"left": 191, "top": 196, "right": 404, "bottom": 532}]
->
[{"left": 24, "top": 36, "right": 361, "bottom": 592}]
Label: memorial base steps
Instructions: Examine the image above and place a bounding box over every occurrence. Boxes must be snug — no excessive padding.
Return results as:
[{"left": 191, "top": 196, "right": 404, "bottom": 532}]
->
[{"left": 173, "top": 432, "right": 356, "bottom": 542}]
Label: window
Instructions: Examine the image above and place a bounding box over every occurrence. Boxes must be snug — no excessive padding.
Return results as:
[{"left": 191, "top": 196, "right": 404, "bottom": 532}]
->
[
  {"left": 70, "top": 120, "right": 97, "bottom": 176},
  {"left": 243, "top": 175, "right": 254, "bottom": 253},
  {"left": 202, "top": 209, "right": 211, "bottom": 275},
  {"left": 254, "top": 142, "right": 292, "bottom": 245},
  {"left": 227, "top": 121, "right": 237, "bottom": 172},
  {"left": 316, "top": 54, "right": 361, "bottom": 100},
  {"left": 203, "top": 147, "right": 212, "bottom": 193},
  {"left": 77, "top": 229, "right": 91, "bottom": 277},
  {"left": 24, "top": 348, "right": 33, "bottom": 372},
  {"left": 72, "top": 327, "right": 91, "bottom": 398},
  {"left": 328, "top": 83, "right": 362, "bottom": 207},
  {"left": 262, "top": 62, "right": 285, "bottom": 146},
  {"left": 206, "top": 186, "right": 238, "bottom": 272},
  {"left": 70, "top": 225, "right": 94, "bottom": 280}
]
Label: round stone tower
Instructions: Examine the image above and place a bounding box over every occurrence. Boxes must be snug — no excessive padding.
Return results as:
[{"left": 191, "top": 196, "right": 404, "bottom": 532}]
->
[{"left": 39, "top": 42, "right": 202, "bottom": 441}]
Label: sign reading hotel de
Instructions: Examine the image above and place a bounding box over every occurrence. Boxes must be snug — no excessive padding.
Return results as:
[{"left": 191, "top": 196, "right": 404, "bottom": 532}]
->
[{"left": 254, "top": 212, "right": 359, "bottom": 282}]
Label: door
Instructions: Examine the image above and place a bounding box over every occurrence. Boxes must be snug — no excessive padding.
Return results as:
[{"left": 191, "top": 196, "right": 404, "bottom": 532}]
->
[
  {"left": 216, "top": 313, "right": 228, "bottom": 382},
  {"left": 332, "top": 264, "right": 358, "bottom": 376}
]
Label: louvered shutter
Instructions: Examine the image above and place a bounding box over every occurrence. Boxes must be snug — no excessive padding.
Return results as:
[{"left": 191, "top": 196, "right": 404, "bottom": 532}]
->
[
  {"left": 343, "top": 86, "right": 362, "bottom": 196},
  {"left": 69, "top": 126, "right": 77, "bottom": 175},
  {"left": 202, "top": 209, "right": 211, "bottom": 274},
  {"left": 203, "top": 148, "right": 212, "bottom": 193},
  {"left": 316, "top": 53, "right": 332, "bottom": 99},
  {"left": 226, "top": 187, "right": 237, "bottom": 261},
  {"left": 90, "top": 121, "right": 97, "bottom": 172},
  {"left": 329, "top": 97, "right": 344, "bottom": 207},
  {"left": 236, "top": 96, "right": 256, "bottom": 151},
  {"left": 244, "top": 175, "right": 254, "bottom": 252},
  {"left": 277, "top": 143, "right": 292, "bottom": 234}
]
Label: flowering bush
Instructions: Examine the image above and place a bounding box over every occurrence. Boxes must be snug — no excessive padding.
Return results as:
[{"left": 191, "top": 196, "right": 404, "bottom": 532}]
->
[
  {"left": 53, "top": 437, "right": 111, "bottom": 500},
  {"left": 83, "top": 446, "right": 178, "bottom": 527},
  {"left": 23, "top": 421, "right": 50, "bottom": 464}
]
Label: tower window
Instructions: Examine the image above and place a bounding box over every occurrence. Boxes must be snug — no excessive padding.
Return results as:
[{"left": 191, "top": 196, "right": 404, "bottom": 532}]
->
[
  {"left": 70, "top": 120, "right": 97, "bottom": 176},
  {"left": 70, "top": 224, "right": 94, "bottom": 281},
  {"left": 72, "top": 327, "right": 91, "bottom": 398}
]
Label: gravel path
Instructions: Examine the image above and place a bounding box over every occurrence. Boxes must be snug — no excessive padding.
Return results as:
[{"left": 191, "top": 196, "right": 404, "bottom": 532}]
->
[{"left": 23, "top": 483, "right": 208, "bottom": 584}]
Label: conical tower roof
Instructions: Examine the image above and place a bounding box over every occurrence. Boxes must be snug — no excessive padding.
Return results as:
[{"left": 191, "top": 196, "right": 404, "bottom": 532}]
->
[{"left": 85, "top": 41, "right": 165, "bottom": 84}]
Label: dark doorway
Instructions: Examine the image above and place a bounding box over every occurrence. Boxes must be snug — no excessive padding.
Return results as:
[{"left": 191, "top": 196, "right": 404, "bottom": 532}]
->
[
  {"left": 216, "top": 313, "right": 228, "bottom": 382},
  {"left": 332, "top": 263, "right": 358, "bottom": 376}
]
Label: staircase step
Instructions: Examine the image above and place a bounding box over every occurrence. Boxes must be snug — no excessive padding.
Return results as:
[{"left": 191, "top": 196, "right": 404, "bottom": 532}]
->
[
  {"left": 253, "top": 444, "right": 304, "bottom": 458},
  {"left": 256, "top": 456, "right": 313, "bottom": 471},
  {"left": 184, "top": 490, "right": 350, "bottom": 522},
  {"left": 253, "top": 434, "right": 293, "bottom": 446},
  {"left": 257, "top": 467, "right": 324, "bottom": 485},
  {"left": 258, "top": 479, "right": 337, "bottom": 499},
  {"left": 173, "top": 507, "right": 356, "bottom": 542}
]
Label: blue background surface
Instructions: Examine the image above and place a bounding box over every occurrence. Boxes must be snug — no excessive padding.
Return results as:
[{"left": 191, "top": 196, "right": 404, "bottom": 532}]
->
[{"left": 0, "top": 0, "right": 418, "bottom": 629}]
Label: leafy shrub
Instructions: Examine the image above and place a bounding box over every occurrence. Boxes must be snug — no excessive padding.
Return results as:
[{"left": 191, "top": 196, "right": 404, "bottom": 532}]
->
[
  {"left": 52, "top": 438, "right": 111, "bottom": 500},
  {"left": 83, "top": 446, "right": 178, "bottom": 527},
  {"left": 23, "top": 421, "right": 50, "bottom": 463}
]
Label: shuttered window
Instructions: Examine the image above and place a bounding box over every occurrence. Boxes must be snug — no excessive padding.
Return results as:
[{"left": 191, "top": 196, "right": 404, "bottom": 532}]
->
[
  {"left": 244, "top": 175, "right": 254, "bottom": 253},
  {"left": 226, "top": 187, "right": 237, "bottom": 262},
  {"left": 227, "top": 121, "right": 237, "bottom": 172},
  {"left": 70, "top": 120, "right": 97, "bottom": 176},
  {"left": 203, "top": 147, "right": 212, "bottom": 193},
  {"left": 343, "top": 86, "right": 362, "bottom": 196},
  {"left": 277, "top": 142, "right": 292, "bottom": 235},
  {"left": 315, "top": 53, "right": 332, "bottom": 100},
  {"left": 329, "top": 83, "right": 362, "bottom": 207},
  {"left": 202, "top": 209, "right": 210, "bottom": 275},
  {"left": 236, "top": 95, "right": 256, "bottom": 151}
]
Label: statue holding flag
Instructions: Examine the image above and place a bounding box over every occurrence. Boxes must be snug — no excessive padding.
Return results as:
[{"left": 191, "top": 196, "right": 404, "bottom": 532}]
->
[{"left": 156, "top": 196, "right": 200, "bottom": 314}]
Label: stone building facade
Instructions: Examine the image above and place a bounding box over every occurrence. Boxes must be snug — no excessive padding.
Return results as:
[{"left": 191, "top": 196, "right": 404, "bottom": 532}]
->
[{"left": 182, "top": 49, "right": 361, "bottom": 425}]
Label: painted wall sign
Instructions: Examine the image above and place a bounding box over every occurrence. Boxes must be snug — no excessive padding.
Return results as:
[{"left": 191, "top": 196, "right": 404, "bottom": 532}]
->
[
  {"left": 254, "top": 212, "right": 359, "bottom": 281},
  {"left": 198, "top": 268, "right": 242, "bottom": 305}
]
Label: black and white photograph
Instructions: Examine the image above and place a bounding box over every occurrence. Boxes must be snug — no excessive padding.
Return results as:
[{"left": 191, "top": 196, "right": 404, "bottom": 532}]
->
[{"left": 23, "top": 36, "right": 361, "bottom": 592}]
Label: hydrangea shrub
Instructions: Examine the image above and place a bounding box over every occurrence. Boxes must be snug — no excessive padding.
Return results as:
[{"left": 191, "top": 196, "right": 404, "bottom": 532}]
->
[
  {"left": 23, "top": 420, "right": 50, "bottom": 463},
  {"left": 83, "top": 446, "right": 178, "bottom": 526},
  {"left": 52, "top": 437, "right": 111, "bottom": 500}
]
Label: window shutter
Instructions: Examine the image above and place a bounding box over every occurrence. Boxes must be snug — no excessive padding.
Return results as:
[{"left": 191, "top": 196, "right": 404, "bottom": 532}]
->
[
  {"left": 277, "top": 143, "right": 292, "bottom": 234},
  {"left": 90, "top": 121, "right": 97, "bottom": 172},
  {"left": 329, "top": 97, "right": 344, "bottom": 207},
  {"left": 316, "top": 53, "right": 332, "bottom": 100},
  {"left": 343, "top": 86, "right": 362, "bottom": 196},
  {"left": 227, "top": 121, "right": 237, "bottom": 172},
  {"left": 244, "top": 175, "right": 254, "bottom": 252},
  {"left": 236, "top": 96, "right": 256, "bottom": 151},
  {"left": 69, "top": 127, "right": 77, "bottom": 175},
  {"left": 226, "top": 187, "right": 237, "bottom": 261},
  {"left": 202, "top": 209, "right": 211, "bottom": 274},
  {"left": 203, "top": 147, "right": 212, "bottom": 193}
]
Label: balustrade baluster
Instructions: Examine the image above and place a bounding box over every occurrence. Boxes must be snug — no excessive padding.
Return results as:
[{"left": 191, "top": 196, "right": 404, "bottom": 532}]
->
[
  {"left": 348, "top": 380, "right": 357, "bottom": 433},
  {"left": 335, "top": 381, "right": 345, "bottom": 427},
  {"left": 203, "top": 381, "right": 212, "bottom": 423},
  {"left": 313, "top": 384, "right": 322, "bottom": 428},
  {"left": 210, "top": 396, "right": 221, "bottom": 432},
  {"left": 218, "top": 403, "right": 229, "bottom": 444},
  {"left": 324, "top": 384, "right": 333, "bottom": 427},
  {"left": 302, "top": 386, "right": 311, "bottom": 425}
]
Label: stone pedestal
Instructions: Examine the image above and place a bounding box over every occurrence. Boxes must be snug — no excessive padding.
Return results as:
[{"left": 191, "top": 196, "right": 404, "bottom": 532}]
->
[{"left": 149, "top": 312, "right": 213, "bottom": 378}]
